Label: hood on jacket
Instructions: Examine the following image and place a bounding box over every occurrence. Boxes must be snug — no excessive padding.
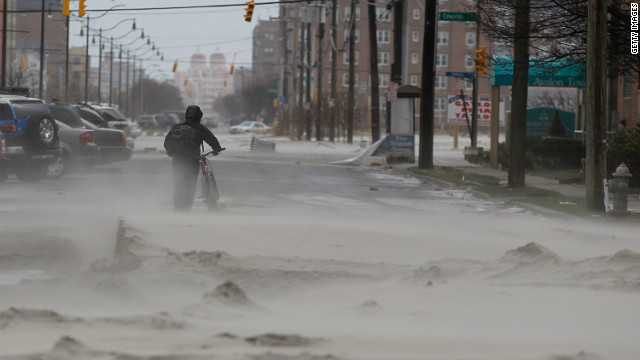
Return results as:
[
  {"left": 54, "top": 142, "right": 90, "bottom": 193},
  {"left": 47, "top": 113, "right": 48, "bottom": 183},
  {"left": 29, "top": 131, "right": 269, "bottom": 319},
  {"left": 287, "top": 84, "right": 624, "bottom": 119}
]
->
[{"left": 185, "top": 105, "right": 203, "bottom": 124}]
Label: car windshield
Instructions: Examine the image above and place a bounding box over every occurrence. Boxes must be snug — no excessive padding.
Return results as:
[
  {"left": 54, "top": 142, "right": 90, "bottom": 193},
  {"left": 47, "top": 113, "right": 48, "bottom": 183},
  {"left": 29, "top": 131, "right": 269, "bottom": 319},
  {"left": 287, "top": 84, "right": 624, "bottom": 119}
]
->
[
  {"left": 55, "top": 120, "right": 71, "bottom": 129},
  {"left": 81, "top": 119, "right": 99, "bottom": 129},
  {"left": 76, "top": 107, "right": 105, "bottom": 125},
  {"left": 99, "top": 108, "right": 126, "bottom": 122},
  {"left": 10, "top": 100, "right": 49, "bottom": 119},
  {"left": 239, "top": 121, "right": 253, "bottom": 126},
  {"left": 50, "top": 107, "right": 85, "bottom": 128}
]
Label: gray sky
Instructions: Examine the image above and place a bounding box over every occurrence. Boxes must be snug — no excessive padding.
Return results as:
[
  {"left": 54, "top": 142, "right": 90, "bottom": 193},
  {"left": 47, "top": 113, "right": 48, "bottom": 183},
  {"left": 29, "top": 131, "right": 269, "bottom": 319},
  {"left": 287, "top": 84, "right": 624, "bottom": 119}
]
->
[{"left": 69, "top": 0, "right": 280, "bottom": 80}]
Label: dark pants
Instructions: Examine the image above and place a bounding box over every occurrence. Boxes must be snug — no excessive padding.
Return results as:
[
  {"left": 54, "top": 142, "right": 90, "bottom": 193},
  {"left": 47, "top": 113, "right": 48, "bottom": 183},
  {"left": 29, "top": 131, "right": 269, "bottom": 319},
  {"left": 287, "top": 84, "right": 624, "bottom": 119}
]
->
[{"left": 172, "top": 158, "right": 200, "bottom": 210}]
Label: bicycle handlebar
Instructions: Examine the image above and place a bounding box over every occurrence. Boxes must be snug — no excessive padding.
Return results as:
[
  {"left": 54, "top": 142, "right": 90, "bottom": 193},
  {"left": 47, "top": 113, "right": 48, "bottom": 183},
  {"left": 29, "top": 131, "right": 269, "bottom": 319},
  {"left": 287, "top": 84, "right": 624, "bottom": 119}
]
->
[{"left": 201, "top": 148, "right": 226, "bottom": 157}]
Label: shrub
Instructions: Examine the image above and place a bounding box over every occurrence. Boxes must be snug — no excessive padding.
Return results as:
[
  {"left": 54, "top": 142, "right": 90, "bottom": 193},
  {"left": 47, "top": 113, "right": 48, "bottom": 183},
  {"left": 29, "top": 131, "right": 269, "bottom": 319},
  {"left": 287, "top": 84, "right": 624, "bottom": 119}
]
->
[
  {"left": 607, "top": 127, "right": 640, "bottom": 188},
  {"left": 499, "top": 138, "right": 585, "bottom": 170}
]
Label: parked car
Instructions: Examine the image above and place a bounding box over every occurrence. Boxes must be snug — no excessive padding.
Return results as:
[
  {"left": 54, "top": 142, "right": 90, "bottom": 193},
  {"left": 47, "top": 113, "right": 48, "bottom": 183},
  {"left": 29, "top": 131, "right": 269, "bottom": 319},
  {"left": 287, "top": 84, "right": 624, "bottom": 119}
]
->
[
  {"left": 81, "top": 119, "right": 132, "bottom": 163},
  {"left": 137, "top": 114, "right": 158, "bottom": 130},
  {"left": 155, "top": 111, "right": 180, "bottom": 131},
  {"left": 0, "top": 92, "right": 61, "bottom": 182},
  {"left": 229, "top": 121, "right": 270, "bottom": 134},
  {"left": 202, "top": 116, "right": 217, "bottom": 129},
  {"left": 47, "top": 120, "right": 100, "bottom": 178},
  {"left": 73, "top": 103, "right": 109, "bottom": 128},
  {"left": 93, "top": 106, "right": 135, "bottom": 149},
  {"left": 48, "top": 102, "right": 88, "bottom": 129}
]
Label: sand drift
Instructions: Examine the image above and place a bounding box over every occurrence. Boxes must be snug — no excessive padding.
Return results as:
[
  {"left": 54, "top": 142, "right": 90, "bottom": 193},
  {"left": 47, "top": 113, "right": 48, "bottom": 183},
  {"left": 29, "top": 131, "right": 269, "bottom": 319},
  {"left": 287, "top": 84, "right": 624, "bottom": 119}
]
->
[{"left": 1, "top": 219, "right": 639, "bottom": 360}]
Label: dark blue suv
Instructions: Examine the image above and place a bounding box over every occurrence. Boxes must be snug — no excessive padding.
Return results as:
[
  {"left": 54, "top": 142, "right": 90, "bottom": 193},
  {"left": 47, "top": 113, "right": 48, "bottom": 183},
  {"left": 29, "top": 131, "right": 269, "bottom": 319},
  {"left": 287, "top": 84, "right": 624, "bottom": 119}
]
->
[{"left": 0, "top": 92, "right": 61, "bottom": 182}]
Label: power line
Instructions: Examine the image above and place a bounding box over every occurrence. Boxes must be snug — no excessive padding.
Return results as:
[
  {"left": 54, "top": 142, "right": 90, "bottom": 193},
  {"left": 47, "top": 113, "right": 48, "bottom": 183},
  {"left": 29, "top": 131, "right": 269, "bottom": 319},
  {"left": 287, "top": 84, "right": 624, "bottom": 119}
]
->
[{"left": 7, "top": 1, "right": 309, "bottom": 13}]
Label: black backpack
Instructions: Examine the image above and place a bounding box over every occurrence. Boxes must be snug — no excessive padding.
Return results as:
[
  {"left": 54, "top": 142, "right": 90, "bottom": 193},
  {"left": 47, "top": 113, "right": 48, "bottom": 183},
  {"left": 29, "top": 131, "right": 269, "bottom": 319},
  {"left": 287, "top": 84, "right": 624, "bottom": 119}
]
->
[{"left": 164, "top": 123, "right": 197, "bottom": 157}]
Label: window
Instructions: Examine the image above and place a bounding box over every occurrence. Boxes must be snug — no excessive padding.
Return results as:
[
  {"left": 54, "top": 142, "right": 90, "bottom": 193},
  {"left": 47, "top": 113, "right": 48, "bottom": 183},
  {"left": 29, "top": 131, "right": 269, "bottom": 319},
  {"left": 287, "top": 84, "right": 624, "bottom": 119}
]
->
[
  {"left": 436, "top": 76, "right": 447, "bottom": 89},
  {"left": 345, "top": 6, "right": 360, "bottom": 21},
  {"left": 410, "top": 75, "right": 418, "bottom": 86},
  {"left": 412, "top": 31, "right": 419, "bottom": 42},
  {"left": 465, "top": 55, "right": 474, "bottom": 68},
  {"left": 265, "top": 33, "right": 275, "bottom": 41},
  {"left": 377, "top": 51, "right": 390, "bottom": 66},
  {"left": 436, "top": 54, "right": 448, "bottom": 67},
  {"left": 466, "top": 32, "right": 475, "bottom": 46},
  {"left": 623, "top": 71, "right": 634, "bottom": 98},
  {"left": 413, "top": 9, "right": 420, "bottom": 20},
  {"left": 377, "top": 30, "right": 391, "bottom": 44},
  {"left": 411, "top": 52, "right": 419, "bottom": 64},
  {"left": 72, "top": 57, "right": 81, "bottom": 65},
  {"left": 379, "top": 74, "right": 389, "bottom": 88},
  {"left": 435, "top": 98, "right": 446, "bottom": 112},
  {"left": 465, "top": 78, "right": 473, "bottom": 91},
  {"left": 264, "top": 48, "right": 274, "bottom": 56},
  {"left": 376, "top": 8, "right": 391, "bottom": 22},
  {"left": 344, "top": 29, "right": 360, "bottom": 43},
  {"left": 437, "top": 31, "right": 449, "bottom": 45},
  {"left": 342, "top": 72, "right": 359, "bottom": 87},
  {"left": 343, "top": 51, "right": 359, "bottom": 65}
]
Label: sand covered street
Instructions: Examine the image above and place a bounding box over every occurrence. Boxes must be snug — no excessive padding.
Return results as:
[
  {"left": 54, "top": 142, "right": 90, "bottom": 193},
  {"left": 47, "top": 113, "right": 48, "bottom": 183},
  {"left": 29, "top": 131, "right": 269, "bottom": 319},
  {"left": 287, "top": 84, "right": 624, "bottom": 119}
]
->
[{"left": 1, "top": 133, "right": 639, "bottom": 360}]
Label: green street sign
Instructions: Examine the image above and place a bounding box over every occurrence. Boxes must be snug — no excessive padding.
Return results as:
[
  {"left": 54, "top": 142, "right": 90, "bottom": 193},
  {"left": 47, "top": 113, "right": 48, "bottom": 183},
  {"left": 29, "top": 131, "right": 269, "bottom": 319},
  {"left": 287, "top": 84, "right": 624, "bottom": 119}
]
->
[
  {"left": 267, "top": 88, "right": 278, "bottom": 93},
  {"left": 439, "top": 12, "right": 476, "bottom": 22}
]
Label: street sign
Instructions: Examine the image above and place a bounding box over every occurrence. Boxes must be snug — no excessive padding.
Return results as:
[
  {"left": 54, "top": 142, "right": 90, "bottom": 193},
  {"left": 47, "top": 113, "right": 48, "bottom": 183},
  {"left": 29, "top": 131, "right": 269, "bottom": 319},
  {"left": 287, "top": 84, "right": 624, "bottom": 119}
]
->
[
  {"left": 446, "top": 71, "right": 475, "bottom": 78},
  {"left": 439, "top": 12, "right": 476, "bottom": 22}
]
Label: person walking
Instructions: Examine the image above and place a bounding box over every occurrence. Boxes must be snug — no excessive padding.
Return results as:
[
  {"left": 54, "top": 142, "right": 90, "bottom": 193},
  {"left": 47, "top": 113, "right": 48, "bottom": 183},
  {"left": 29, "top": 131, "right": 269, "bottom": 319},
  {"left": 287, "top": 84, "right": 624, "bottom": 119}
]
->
[{"left": 165, "top": 105, "right": 224, "bottom": 210}]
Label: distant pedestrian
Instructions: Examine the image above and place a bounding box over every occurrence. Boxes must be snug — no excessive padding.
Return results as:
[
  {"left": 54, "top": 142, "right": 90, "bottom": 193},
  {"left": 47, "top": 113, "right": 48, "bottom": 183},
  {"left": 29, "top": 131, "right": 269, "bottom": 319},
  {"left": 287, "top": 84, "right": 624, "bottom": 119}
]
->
[{"left": 164, "top": 105, "right": 224, "bottom": 210}]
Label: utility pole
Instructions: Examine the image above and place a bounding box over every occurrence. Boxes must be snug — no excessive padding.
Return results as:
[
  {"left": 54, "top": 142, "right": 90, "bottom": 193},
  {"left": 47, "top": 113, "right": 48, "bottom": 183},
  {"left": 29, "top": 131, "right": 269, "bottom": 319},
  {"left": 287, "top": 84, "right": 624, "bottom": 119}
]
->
[
  {"left": 471, "top": 14, "right": 480, "bottom": 148},
  {"left": 418, "top": 0, "right": 436, "bottom": 169},
  {"left": 125, "top": 50, "right": 130, "bottom": 115},
  {"left": 65, "top": 14, "right": 70, "bottom": 100},
  {"left": 315, "top": 1, "right": 325, "bottom": 142},
  {"left": 508, "top": 0, "right": 530, "bottom": 188},
  {"left": 585, "top": 0, "right": 607, "bottom": 211},
  {"left": 97, "top": 29, "right": 103, "bottom": 104},
  {"left": 118, "top": 45, "right": 122, "bottom": 109},
  {"left": 84, "top": 16, "right": 90, "bottom": 104},
  {"left": 109, "top": 37, "right": 113, "bottom": 106},
  {"left": 305, "top": 21, "right": 312, "bottom": 141},
  {"left": 389, "top": 0, "right": 404, "bottom": 134},
  {"left": 367, "top": 1, "right": 380, "bottom": 143},
  {"left": 2, "top": 0, "right": 7, "bottom": 87},
  {"left": 330, "top": 0, "right": 337, "bottom": 142},
  {"left": 298, "top": 18, "right": 305, "bottom": 140},
  {"left": 38, "top": 0, "right": 45, "bottom": 99},
  {"left": 346, "top": 0, "right": 356, "bottom": 144}
]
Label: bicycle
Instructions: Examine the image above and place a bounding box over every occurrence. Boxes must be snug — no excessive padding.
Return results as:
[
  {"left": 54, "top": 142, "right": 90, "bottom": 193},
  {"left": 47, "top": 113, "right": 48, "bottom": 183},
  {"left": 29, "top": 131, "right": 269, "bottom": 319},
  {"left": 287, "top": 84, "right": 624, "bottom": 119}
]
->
[{"left": 199, "top": 148, "right": 225, "bottom": 210}]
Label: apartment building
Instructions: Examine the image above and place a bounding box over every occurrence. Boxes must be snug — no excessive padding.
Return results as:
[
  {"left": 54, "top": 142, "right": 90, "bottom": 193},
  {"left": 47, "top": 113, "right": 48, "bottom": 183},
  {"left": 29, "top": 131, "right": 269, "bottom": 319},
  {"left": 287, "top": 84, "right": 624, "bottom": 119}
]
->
[{"left": 251, "top": 0, "right": 493, "bottom": 134}]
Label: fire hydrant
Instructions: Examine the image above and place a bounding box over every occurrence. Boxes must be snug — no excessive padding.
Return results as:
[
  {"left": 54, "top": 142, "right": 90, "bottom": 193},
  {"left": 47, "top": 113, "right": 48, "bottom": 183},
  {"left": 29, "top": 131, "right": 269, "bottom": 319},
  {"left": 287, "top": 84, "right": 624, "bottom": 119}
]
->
[{"left": 608, "top": 163, "right": 632, "bottom": 217}]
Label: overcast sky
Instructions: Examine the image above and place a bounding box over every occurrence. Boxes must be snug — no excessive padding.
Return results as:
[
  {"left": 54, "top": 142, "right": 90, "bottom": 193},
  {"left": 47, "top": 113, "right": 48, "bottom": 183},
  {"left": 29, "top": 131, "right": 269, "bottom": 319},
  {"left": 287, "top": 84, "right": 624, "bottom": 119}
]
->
[{"left": 69, "top": 0, "right": 280, "bottom": 80}]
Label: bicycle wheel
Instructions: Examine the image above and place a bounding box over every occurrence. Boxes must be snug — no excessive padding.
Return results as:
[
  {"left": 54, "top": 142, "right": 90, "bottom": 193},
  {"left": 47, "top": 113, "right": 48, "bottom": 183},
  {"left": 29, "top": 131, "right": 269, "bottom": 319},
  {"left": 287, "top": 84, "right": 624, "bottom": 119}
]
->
[{"left": 201, "top": 172, "right": 219, "bottom": 210}]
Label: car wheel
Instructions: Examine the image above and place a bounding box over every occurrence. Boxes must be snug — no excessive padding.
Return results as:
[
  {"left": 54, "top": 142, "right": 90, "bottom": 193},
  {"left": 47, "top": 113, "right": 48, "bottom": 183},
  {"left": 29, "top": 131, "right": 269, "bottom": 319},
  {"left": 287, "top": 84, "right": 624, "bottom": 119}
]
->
[
  {"left": 14, "top": 161, "right": 48, "bottom": 183},
  {"left": 46, "top": 154, "right": 68, "bottom": 179},
  {"left": 26, "top": 112, "right": 58, "bottom": 151}
]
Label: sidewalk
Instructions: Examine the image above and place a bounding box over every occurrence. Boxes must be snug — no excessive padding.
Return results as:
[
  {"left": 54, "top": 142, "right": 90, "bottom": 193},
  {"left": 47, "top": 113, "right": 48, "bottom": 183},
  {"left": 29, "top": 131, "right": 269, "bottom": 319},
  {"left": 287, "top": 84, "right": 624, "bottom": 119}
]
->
[{"left": 426, "top": 135, "right": 640, "bottom": 215}]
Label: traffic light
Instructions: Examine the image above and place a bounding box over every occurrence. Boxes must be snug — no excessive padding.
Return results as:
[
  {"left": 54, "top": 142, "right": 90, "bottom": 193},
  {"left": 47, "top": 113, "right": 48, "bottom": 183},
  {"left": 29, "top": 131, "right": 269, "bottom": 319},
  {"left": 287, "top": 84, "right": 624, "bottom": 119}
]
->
[
  {"left": 62, "top": 0, "right": 70, "bottom": 16},
  {"left": 20, "top": 55, "right": 27, "bottom": 69},
  {"left": 230, "top": 63, "right": 234, "bottom": 74},
  {"left": 78, "top": 0, "right": 87, "bottom": 18},
  {"left": 172, "top": 59, "right": 178, "bottom": 72},
  {"left": 474, "top": 46, "right": 488, "bottom": 75},
  {"left": 244, "top": 1, "right": 255, "bottom": 22}
]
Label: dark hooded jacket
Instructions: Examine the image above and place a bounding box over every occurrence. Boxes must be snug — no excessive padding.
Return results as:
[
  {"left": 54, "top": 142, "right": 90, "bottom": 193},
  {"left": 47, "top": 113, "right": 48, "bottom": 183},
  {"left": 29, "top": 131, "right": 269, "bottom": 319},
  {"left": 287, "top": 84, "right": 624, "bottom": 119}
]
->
[{"left": 173, "top": 105, "right": 223, "bottom": 161}]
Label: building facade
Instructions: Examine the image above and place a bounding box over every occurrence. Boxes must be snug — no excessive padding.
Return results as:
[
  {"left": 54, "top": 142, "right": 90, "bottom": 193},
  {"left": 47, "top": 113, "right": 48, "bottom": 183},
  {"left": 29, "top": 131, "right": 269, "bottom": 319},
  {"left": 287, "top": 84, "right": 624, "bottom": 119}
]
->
[{"left": 174, "top": 51, "right": 233, "bottom": 115}]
